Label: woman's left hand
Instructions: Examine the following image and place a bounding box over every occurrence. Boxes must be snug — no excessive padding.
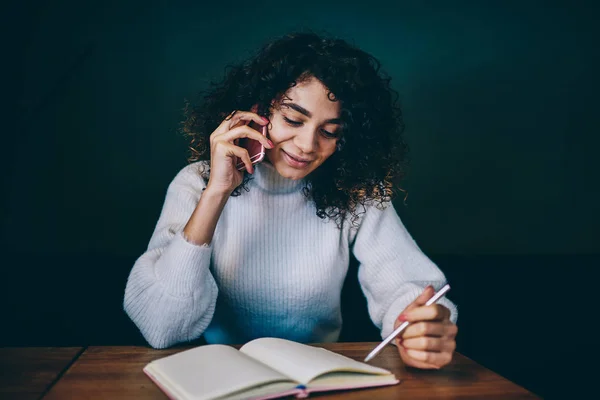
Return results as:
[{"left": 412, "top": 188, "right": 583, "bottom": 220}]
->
[{"left": 394, "top": 286, "right": 458, "bottom": 369}]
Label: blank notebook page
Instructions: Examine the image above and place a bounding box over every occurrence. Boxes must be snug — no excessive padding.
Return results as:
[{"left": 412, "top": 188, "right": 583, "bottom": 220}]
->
[
  {"left": 146, "top": 345, "right": 292, "bottom": 400},
  {"left": 241, "top": 338, "right": 391, "bottom": 384}
]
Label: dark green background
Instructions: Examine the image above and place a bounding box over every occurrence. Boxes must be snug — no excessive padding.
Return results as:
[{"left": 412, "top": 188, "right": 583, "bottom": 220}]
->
[
  {"left": 3, "top": 0, "right": 598, "bottom": 255},
  {"left": 2, "top": 0, "right": 598, "bottom": 398}
]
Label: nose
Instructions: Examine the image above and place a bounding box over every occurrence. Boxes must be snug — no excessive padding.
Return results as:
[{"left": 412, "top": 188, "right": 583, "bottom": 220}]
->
[{"left": 293, "top": 127, "right": 318, "bottom": 154}]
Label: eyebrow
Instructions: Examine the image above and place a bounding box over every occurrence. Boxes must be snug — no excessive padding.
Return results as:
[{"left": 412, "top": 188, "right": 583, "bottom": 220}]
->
[{"left": 282, "top": 102, "right": 342, "bottom": 124}]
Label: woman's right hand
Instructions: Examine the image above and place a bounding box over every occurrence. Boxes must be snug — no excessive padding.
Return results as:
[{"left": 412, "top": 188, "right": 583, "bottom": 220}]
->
[{"left": 206, "top": 110, "right": 273, "bottom": 195}]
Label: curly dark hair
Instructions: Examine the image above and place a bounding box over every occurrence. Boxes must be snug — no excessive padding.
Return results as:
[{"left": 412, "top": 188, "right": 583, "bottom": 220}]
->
[{"left": 181, "top": 31, "right": 409, "bottom": 228}]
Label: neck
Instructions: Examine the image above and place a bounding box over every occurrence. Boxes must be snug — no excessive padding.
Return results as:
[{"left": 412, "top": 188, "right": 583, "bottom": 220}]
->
[{"left": 250, "top": 161, "right": 305, "bottom": 194}]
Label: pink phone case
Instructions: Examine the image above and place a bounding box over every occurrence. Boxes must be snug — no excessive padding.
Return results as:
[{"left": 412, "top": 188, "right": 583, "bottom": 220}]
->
[{"left": 236, "top": 120, "right": 268, "bottom": 170}]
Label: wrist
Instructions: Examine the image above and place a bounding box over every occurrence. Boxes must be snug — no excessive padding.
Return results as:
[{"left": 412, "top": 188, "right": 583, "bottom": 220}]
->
[{"left": 203, "top": 183, "right": 233, "bottom": 199}]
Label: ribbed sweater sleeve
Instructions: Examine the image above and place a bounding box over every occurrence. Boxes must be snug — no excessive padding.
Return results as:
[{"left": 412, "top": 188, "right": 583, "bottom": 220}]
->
[
  {"left": 123, "top": 163, "right": 218, "bottom": 348},
  {"left": 351, "top": 203, "right": 458, "bottom": 339}
]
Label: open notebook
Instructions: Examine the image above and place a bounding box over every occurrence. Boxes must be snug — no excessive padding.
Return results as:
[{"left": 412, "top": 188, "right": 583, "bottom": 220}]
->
[{"left": 143, "top": 337, "right": 399, "bottom": 400}]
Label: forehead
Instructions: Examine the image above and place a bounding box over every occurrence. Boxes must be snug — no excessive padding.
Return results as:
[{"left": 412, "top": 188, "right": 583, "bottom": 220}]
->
[{"left": 283, "top": 77, "right": 340, "bottom": 116}]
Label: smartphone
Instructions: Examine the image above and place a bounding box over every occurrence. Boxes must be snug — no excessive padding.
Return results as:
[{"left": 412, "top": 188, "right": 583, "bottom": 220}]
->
[{"left": 235, "top": 119, "right": 268, "bottom": 171}]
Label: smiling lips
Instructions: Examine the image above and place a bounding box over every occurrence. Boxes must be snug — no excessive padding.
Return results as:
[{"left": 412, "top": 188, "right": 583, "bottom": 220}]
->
[{"left": 282, "top": 150, "right": 312, "bottom": 168}]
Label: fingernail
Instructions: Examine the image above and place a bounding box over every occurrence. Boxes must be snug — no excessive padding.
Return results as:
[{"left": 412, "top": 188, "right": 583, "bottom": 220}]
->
[
  {"left": 267, "top": 140, "right": 274, "bottom": 148},
  {"left": 398, "top": 314, "right": 408, "bottom": 322},
  {"left": 261, "top": 116, "right": 269, "bottom": 123}
]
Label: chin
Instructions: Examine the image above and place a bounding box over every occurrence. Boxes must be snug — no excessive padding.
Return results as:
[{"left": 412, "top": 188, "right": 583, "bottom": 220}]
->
[{"left": 275, "top": 164, "right": 309, "bottom": 180}]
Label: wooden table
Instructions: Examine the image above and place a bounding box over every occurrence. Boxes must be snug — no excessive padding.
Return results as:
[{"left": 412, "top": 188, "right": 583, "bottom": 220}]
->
[
  {"left": 2, "top": 343, "right": 539, "bottom": 399},
  {"left": 0, "top": 347, "right": 83, "bottom": 400}
]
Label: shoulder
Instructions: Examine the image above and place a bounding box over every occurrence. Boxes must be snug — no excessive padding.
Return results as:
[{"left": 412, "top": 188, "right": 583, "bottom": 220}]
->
[
  {"left": 353, "top": 199, "right": 395, "bottom": 226},
  {"left": 347, "top": 200, "right": 396, "bottom": 241},
  {"left": 167, "top": 160, "right": 210, "bottom": 195}
]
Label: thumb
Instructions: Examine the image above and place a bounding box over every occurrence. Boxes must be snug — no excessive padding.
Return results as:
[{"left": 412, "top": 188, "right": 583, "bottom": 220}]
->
[{"left": 404, "top": 285, "right": 435, "bottom": 312}]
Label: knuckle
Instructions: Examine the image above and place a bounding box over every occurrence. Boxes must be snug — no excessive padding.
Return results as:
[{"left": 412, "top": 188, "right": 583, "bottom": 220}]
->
[
  {"left": 241, "top": 126, "right": 257, "bottom": 137},
  {"left": 449, "top": 341, "right": 457, "bottom": 352},
  {"left": 443, "top": 352, "right": 452, "bottom": 365},
  {"left": 418, "top": 322, "right": 428, "bottom": 336},
  {"left": 241, "top": 129, "right": 255, "bottom": 138},
  {"left": 247, "top": 126, "right": 262, "bottom": 136},
  {"left": 445, "top": 307, "right": 452, "bottom": 320},
  {"left": 212, "top": 140, "right": 223, "bottom": 151},
  {"left": 419, "top": 337, "right": 430, "bottom": 349},
  {"left": 448, "top": 324, "right": 458, "bottom": 337}
]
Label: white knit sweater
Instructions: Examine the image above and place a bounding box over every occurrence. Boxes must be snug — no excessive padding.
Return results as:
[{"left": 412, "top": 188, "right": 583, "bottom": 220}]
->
[{"left": 124, "top": 161, "right": 457, "bottom": 349}]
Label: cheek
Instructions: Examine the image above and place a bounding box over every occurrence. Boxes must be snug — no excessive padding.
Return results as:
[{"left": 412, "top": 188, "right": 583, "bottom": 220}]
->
[
  {"left": 268, "top": 121, "right": 294, "bottom": 143},
  {"left": 319, "top": 141, "right": 337, "bottom": 160}
]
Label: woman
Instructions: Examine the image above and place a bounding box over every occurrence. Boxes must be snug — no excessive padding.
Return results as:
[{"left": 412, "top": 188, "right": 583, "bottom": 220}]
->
[{"left": 124, "top": 32, "right": 458, "bottom": 370}]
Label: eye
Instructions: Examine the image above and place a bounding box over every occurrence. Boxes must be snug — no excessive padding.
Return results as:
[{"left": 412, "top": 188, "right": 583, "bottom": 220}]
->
[
  {"left": 283, "top": 116, "right": 302, "bottom": 126},
  {"left": 320, "top": 129, "right": 338, "bottom": 139},
  {"left": 283, "top": 116, "right": 339, "bottom": 139}
]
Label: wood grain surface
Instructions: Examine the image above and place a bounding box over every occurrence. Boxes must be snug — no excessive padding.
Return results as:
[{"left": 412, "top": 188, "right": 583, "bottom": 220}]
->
[
  {"left": 39, "top": 342, "right": 539, "bottom": 399},
  {"left": 0, "top": 347, "right": 83, "bottom": 400}
]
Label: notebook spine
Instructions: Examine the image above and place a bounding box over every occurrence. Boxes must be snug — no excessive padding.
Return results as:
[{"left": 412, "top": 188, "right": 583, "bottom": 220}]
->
[{"left": 294, "top": 385, "right": 308, "bottom": 398}]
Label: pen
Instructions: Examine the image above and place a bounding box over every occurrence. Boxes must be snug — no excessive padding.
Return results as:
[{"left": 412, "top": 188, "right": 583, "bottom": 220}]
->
[{"left": 363, "top": 284, "right": 451, "bottom": 362}]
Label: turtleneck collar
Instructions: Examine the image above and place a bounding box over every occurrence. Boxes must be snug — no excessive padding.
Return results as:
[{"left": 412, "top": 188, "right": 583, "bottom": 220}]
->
[{"left": 250, "top": 161, "right": 306, "bottom": 194}]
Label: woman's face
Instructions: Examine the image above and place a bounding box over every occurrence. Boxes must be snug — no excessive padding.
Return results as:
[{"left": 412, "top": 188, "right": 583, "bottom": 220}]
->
[{"left": 265, "top": 77, "right": 342, "bottom": 180}]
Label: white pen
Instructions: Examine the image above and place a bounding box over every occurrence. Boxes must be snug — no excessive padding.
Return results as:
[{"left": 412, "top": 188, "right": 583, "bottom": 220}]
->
[{"left": 364, "top": 284, "right": 451, "bottom": 363}]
